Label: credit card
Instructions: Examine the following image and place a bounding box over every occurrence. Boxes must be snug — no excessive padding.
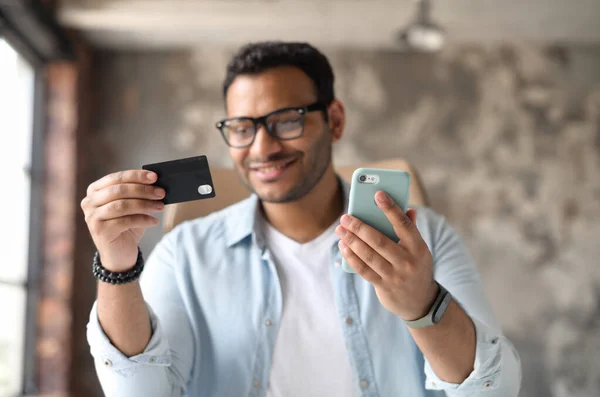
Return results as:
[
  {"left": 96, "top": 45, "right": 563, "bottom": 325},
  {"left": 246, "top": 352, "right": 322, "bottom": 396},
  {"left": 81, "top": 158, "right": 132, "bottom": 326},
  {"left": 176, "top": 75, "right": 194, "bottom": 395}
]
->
[{"left": 142, "top": 155, "right": 216, "bottom": 205}]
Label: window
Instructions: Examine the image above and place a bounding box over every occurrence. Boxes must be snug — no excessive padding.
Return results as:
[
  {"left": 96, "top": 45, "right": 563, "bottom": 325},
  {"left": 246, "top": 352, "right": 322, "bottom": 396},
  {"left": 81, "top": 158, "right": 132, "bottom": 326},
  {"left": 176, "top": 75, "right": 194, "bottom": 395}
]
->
[{"left": 0, "top": 37, "right": 36, "bottom": 397}]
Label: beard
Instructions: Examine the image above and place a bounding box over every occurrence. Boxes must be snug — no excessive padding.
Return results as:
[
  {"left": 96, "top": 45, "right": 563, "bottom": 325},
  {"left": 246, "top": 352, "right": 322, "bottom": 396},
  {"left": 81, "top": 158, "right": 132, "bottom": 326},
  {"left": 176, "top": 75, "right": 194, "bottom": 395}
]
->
[{"left": 235, "top": 126, "right": 333, "bottom": 204}]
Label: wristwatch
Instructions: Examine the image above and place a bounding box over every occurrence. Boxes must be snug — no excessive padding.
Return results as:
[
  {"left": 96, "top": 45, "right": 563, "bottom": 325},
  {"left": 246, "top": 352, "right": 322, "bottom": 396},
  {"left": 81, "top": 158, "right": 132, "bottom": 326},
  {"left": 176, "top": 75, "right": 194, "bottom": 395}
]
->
[{"left": 404, "top": 283, "right": 452, "bottom": 329}]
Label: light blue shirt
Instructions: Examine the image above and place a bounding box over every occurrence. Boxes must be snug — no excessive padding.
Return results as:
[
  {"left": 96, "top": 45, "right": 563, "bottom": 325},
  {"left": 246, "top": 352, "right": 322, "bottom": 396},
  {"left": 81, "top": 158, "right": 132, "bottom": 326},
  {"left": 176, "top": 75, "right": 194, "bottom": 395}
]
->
[{"left": 87, "top": 179, "right": 522, "bottom": 397}]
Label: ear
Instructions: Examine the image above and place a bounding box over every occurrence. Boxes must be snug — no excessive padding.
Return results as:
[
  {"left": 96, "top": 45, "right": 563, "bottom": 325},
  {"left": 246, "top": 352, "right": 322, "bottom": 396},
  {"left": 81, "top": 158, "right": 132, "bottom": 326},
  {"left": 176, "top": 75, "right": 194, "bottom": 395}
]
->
[{"left": 327, "top": 99, "right": 345, "bottom": 142}]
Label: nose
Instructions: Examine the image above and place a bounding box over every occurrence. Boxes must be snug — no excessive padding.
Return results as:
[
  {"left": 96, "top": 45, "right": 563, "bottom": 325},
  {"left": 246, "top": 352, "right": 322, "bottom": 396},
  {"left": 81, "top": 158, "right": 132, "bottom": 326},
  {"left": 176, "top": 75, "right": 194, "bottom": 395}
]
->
[{"left": 249, "top": 123, "right": 282, "bottom": 158}]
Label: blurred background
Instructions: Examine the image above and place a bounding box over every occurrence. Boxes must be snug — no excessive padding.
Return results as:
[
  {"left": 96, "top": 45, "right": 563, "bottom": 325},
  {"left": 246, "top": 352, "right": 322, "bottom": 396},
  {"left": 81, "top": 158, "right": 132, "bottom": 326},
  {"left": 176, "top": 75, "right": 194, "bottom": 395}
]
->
[{"left": 1, "top": 0, "right": 599, "bottom": 396}]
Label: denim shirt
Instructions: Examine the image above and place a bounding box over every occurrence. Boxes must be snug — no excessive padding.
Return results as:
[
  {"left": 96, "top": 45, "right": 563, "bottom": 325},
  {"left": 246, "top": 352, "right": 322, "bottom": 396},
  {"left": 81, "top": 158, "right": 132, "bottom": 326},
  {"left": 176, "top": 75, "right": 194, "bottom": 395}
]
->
[{"left": 87, "top": 179, "right": 522, "bottom": 397}]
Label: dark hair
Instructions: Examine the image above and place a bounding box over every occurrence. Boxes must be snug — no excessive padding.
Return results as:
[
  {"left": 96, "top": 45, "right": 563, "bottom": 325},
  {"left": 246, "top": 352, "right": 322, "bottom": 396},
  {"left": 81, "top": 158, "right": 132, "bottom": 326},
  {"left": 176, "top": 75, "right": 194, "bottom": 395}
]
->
[{"left": 223, "top": 41, "right": 335, "bottom": 105}]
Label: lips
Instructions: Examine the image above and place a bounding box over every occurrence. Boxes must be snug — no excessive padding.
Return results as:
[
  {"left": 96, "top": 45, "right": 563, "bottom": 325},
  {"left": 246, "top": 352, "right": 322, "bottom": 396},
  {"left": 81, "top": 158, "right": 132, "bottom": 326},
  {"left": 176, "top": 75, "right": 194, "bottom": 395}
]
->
[
  {"left": 250, "top": 157, "right": 296, "bottom": 171},
  {"left": 249, "top": 158, "right": 297, "bottom": 181}
]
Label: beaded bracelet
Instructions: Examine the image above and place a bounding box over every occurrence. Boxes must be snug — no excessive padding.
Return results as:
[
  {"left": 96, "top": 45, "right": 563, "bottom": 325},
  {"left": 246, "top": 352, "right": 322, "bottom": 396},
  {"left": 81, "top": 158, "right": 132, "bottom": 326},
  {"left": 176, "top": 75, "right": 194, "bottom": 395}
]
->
[{"left": 92, "top": 248, "right": 144, "bottom": 285}]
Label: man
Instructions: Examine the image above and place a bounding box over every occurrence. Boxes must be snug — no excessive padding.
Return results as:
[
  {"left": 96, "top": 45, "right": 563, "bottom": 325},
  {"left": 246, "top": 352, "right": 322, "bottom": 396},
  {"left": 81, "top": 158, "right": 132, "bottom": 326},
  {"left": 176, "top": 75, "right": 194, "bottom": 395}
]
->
[{"left": 83, "top": 42, "right": 521, "bottom": 397}]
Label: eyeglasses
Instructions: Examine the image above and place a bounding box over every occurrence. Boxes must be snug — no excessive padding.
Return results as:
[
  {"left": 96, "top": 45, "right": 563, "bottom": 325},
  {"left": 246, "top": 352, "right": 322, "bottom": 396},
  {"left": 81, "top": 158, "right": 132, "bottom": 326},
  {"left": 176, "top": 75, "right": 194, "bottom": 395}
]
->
[{"left": 216, "top": 102, "right": 328, "bottom": 148}]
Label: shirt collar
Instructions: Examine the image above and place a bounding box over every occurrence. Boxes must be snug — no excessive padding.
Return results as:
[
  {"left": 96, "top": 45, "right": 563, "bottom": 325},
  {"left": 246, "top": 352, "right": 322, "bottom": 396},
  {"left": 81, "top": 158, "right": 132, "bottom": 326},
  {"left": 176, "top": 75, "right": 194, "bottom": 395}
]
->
[{"left": 224, "top": 175, "right": 351, "bottom": 248}]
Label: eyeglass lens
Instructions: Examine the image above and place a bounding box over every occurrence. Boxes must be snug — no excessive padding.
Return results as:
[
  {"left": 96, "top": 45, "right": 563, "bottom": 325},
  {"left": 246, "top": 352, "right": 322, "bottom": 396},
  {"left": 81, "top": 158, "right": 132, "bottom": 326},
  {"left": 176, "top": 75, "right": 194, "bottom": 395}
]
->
[{"left": 222, "top": 108, "right": 304, "bottom": 147}]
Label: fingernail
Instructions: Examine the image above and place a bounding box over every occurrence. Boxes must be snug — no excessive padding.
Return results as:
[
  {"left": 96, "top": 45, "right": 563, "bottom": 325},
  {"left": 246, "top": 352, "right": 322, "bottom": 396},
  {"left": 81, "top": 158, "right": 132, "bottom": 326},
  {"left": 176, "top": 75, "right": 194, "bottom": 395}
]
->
[
  {"left": 341, "top": 215, "right": 351, "bottom": 226},
  {"left": 336, "top": 226, "right": 346, "bottom": 237},
  {"left": 155, "top": 201, "right": 164, "bottom": 209},
  {"left": 375, "top": 191, "right": 389, "bottom": 204},
  {"left": 146, "top": 172, "right": 157, "bottom": 181},
  {"left": 338, "top": 240, "right": 346, "bottom": 250},
  {"left": 154, "top": 187, "right": 165, "bottom": 197}
]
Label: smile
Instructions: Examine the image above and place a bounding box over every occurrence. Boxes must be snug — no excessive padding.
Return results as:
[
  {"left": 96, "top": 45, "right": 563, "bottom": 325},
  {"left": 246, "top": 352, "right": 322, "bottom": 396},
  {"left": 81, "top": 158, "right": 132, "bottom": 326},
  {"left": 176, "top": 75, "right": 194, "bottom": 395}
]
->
[{"left": 250, "top": 158, "right": 297, "bottom": 180}]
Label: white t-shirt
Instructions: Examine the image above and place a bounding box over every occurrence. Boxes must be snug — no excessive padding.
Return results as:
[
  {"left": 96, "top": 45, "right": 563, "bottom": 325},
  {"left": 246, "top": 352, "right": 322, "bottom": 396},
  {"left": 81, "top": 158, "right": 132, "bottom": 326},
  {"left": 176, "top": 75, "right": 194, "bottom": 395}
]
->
[{"left": 260, "top": 216, "right": 357, "bottom": 397}]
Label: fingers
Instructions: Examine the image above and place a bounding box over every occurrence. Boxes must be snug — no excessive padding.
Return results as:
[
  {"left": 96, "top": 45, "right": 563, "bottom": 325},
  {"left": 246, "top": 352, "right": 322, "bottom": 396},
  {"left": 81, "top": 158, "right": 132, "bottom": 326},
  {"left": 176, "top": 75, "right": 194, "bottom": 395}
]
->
[
  {"left": 374, "top": 191, "right": 417, "bottom": 249},
  {"left": 336, "top": 225, "right": 392, "bottom": 280},
  {"left": 338, "top": 239, "right": 381, "bottom": 283},
  {"left": 87, "top": 170, "right": 157, "bottom": 196},
  {"left": 406, "top": 208, "right": 417, "bottom": 224},
  {"left": 87, "top": 183, "right": 165, "bottom": 208},
  {"left": 82, "top": 171, "right": 163, "bottom": 265},
  {"left": 92, "top": 199, "right": 164, "bottom": 222},
  {"left": 339, "top": 214, "right": 406, "bottom": 265},
  {"left": 94, "top": 215, "right": 160, "bottom": 242}
]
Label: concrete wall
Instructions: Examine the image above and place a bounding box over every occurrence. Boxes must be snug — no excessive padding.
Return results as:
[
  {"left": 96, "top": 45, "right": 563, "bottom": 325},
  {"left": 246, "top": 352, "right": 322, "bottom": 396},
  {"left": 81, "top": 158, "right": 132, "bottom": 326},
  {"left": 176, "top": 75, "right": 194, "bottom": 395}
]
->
[{"left": 83, "top": 44, "right": 600, "bottom": 397}]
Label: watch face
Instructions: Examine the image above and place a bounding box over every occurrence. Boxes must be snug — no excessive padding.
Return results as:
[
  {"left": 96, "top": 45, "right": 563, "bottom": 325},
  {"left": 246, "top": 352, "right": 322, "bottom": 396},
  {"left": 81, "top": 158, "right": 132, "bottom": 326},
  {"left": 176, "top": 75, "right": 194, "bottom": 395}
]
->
[{"left": 432, "top": 293, "right": 452, "bottom": 324}]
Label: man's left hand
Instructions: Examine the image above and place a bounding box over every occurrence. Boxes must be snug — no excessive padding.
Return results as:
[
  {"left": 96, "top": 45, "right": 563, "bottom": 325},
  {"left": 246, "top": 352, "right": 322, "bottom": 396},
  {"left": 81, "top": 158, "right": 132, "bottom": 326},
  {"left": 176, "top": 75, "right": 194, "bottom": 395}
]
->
[{"left": 336, "top": 191, "right": 439, "bottom": 321}]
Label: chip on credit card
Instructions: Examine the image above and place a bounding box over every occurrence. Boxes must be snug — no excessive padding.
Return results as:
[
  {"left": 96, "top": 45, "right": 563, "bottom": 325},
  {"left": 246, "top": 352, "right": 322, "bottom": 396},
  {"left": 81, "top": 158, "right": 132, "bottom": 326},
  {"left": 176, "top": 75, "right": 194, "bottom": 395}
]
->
[{"left": 142, "top": 155, "right": 216, "bottom": 205}]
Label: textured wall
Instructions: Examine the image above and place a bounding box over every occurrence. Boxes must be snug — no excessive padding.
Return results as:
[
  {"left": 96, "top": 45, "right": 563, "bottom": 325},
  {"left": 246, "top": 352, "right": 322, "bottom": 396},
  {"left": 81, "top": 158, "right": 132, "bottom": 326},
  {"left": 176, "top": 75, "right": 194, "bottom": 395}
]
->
[{"left": 85, "top": 44, "right": 600, "bottom": 397}]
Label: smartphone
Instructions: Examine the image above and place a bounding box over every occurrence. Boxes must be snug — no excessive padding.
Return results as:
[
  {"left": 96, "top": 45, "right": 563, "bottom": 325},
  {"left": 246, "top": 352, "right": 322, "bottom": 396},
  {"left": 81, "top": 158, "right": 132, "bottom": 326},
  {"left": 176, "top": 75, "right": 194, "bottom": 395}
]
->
[
  {"left": 142, "top": 155, "right": 216, "bottom": 205},
  {"left": 341, "top": 168, "right": 411, "bottom": 273}
]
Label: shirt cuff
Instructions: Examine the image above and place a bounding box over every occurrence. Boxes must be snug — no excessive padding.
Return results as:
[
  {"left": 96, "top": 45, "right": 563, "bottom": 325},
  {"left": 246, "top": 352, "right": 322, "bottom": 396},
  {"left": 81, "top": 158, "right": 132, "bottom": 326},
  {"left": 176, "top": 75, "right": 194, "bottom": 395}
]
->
[
  {"left": 424, "top": 317, "right": 502, "bottom": 392},
  {"left": 86, "top": 301, "right": 172, "bottom": 377}
]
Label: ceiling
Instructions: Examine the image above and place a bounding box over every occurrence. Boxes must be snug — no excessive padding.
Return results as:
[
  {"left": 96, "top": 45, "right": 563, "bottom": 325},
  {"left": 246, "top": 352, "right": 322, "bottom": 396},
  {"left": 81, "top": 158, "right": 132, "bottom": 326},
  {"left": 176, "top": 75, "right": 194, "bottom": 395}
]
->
[{"left": 57, "top": 0, "right": 600, "bottom": 50}]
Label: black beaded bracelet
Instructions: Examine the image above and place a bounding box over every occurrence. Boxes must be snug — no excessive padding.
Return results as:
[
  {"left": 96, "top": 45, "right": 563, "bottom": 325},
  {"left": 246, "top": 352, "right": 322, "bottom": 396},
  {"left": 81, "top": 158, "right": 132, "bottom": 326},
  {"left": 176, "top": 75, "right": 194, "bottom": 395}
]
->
[{"left": 92, "top": 248, "right": 144, "bottom": 285}]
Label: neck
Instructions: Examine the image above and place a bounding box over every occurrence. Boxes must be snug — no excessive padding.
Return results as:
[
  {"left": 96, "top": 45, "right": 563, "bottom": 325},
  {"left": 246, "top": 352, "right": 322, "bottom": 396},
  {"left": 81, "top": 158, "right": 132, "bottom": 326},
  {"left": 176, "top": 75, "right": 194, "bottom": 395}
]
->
[{"left": 260, "top": 166, "right": 344, "bottom": 243}]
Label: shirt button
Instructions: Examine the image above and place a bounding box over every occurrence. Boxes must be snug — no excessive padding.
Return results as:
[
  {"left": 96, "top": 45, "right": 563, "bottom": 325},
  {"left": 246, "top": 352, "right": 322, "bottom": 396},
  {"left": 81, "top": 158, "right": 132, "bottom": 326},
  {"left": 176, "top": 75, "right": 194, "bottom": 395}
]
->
[
  {"left": 484, "top": 380, "right": 493, "bottom": 388},
  {"left": 149, "top": 357, "right": 156, "bottom": 363},
  {"left": 265, "top": 320, "right": 272, "bottom": 326},
  {"left": 360, "top": 379, "right": 369, "bottom": 389},
  {"left": 253, "top": 380, "right": 261, "bottom": 388},
  {"left": 345, "top": 317, "right": 353, "bottom": 325},
  {"left": 103, "top": 359, "right": 112, "bottom": 367}
]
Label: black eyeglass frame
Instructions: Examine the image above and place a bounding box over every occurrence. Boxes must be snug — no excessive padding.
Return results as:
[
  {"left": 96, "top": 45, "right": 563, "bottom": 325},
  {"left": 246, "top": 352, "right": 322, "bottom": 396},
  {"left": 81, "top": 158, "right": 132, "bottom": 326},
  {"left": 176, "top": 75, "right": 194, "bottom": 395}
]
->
[{"left": 215, "top": 102, "right": 328, "bottom": 148}]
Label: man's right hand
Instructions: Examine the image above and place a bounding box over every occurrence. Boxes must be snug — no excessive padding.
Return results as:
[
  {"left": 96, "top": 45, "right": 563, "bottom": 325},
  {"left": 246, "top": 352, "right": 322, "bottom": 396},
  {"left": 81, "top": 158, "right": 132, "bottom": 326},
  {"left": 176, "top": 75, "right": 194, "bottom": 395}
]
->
[{"left": 81, "top": 170, "right": 165, "bottom": 272}]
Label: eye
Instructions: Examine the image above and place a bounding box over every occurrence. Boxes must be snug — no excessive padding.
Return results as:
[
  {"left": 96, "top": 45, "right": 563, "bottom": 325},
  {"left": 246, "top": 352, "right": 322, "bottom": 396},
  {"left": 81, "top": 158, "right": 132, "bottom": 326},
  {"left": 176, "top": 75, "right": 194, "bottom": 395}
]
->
[
  {"left": 224, "top": 120, "right": 254, "bottom": 136},
  {"left": 279, "top": 117, "right": 301, "bottom": 125},
  {"left": 275, "top": 116, "right": 301, "bottom": 133},
  {"left": 232, "top": 127, "right": 251, "bottom": 134}
]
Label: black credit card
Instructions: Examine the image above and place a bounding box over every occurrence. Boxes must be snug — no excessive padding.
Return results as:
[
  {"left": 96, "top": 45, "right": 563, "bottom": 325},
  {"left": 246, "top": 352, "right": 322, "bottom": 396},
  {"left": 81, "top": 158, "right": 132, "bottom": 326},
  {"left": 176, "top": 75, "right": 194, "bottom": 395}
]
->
[{"left": 142, "top": 155, "right": 216, "bottom": 205}]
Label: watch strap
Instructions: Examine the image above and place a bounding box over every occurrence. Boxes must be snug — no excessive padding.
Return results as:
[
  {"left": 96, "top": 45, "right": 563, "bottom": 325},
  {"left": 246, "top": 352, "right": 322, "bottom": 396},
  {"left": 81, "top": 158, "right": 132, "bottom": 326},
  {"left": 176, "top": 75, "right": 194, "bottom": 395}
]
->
[{"left": 404, "top": 283, "right": 452, "bottom": 329}]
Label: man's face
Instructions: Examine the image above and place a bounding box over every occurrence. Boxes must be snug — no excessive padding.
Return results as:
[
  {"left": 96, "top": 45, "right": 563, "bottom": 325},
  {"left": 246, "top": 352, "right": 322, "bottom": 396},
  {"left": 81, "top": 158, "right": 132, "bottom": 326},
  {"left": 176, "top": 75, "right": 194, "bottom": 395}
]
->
[{"left": 225, "top": 66, "right": 334, "bottom": 203}]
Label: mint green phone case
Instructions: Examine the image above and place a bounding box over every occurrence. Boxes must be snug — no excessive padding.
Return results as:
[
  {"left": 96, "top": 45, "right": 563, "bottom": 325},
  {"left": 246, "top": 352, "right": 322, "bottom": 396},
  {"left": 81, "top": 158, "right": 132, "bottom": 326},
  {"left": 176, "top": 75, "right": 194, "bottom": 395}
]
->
[{"left": 341, "top": 168, "right": 411, "bottom": 273}]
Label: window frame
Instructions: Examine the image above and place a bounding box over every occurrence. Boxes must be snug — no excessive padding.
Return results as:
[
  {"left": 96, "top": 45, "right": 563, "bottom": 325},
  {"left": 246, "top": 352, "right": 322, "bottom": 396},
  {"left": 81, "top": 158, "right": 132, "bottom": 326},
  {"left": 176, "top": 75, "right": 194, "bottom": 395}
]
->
[
  {"left": 22, "top": 57, "right": 45, "bottom": 396},
  {"left": 0, "top": 34, "right": 45, "bottom": 396},
  {"left": 1, "top": 1, "right": 73, "bottom": 393}
]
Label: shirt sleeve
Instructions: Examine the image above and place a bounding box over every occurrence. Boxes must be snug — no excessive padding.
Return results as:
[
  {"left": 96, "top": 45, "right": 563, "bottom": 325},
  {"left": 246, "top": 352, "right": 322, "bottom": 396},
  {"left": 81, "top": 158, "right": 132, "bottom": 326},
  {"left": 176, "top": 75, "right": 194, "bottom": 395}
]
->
[
  {"left": 420, "top": 209, "right": 522, "bottom": 397},
  {"left": 86, "top": 228, "right": 195, "bottom": 397}
]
